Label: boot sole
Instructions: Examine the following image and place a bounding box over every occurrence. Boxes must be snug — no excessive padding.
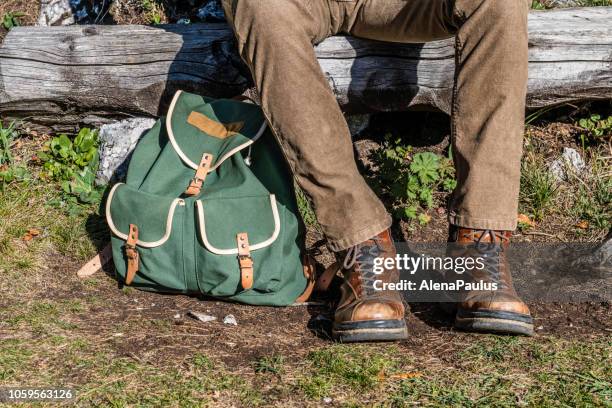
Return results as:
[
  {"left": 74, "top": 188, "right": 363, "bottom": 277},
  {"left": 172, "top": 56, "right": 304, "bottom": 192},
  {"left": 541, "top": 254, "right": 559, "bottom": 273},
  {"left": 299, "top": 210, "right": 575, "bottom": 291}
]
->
[
  {"left": 332, "top": 319, "right": 408, "bottom": 343},
  {"left": 455, "top": 309, "right": 534, "bottom": 336}
]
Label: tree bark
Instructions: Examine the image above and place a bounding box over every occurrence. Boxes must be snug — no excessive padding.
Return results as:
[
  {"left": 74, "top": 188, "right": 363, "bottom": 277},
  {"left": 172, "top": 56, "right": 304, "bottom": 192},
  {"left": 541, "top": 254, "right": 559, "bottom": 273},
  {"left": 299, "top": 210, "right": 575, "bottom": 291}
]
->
[{"left": 0, "top": 7, "right": 610, "bottom": 132}]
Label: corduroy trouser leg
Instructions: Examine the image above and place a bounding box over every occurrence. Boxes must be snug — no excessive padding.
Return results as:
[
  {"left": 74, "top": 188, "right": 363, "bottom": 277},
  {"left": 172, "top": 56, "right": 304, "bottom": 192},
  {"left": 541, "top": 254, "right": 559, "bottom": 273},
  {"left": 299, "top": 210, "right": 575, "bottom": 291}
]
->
[{"left": 222, "top": 0, "right": 530, "bottom": 251}]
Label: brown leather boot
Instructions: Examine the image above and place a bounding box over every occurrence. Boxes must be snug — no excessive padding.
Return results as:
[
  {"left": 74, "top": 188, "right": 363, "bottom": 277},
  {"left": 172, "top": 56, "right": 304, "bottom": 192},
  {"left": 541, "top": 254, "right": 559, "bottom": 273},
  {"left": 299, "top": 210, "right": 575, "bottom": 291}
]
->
[
  {"left": 449, "top": 227, "right": 534, "bottom": 336},
  {"left": 331, "top": 229, "right": 408, "bottom": 342}
]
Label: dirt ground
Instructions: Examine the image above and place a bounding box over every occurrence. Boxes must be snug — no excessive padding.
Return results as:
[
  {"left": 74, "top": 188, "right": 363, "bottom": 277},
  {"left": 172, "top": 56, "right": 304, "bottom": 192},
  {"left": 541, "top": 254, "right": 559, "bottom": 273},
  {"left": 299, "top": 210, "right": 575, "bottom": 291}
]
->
[
  {"left": 1, "top": 242, "right": 610, "bottom": 406},
  {"left": 50, "top": 250, "right": 612, "bottom": 358}
]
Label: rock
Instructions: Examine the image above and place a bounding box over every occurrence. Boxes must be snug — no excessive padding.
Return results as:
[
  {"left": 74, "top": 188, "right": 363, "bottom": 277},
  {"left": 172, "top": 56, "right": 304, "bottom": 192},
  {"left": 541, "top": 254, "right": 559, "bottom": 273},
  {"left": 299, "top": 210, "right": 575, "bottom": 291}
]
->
[
  {"left": 346, "top": 114, "right": 371, "bottom": 137},
  {"left": 188, "top": 311, "right": 217, "bottom": 323},
  {"left": 38, "top": 0, "right": 75, "bottom": 26},
  {"left": 223, "top": 314, "right": 238, "bottom": 326},
  {"left": 96, "top": 117, "right": 156, "bottom": 185},
  {"left": 197, "top": 0, "right": 225, "bottom": 22},
  {"left": 38, "top": 0, "right": 111, "bottom": 26},
  {"left": 595, "top": 233, "right": 612, "bottom": 263},
  {"left": 549, "top": 147, "right": 586, "bottom": 181},
  {"left": 571, "top": 231, "right": 612, "bottom": 271},
  {"left": 323, "top": 397, "right": 333, "bottom": 404}
]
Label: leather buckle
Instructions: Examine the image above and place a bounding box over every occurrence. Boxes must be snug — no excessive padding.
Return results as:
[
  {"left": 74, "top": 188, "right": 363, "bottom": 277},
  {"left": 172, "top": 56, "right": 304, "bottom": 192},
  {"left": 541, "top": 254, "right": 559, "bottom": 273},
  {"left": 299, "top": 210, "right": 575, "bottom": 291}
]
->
[
  {"left": 236, "top": 232, "right": 254, "bottom": 290},
  {"left": 184, "top": 153, "right": 213, "bottom": 196},
  {"left": 238, "top": 255, "right": 253, "bottom": 268},
  {"left": 125, "top": 244, "right": 137, "bottom": 258}
]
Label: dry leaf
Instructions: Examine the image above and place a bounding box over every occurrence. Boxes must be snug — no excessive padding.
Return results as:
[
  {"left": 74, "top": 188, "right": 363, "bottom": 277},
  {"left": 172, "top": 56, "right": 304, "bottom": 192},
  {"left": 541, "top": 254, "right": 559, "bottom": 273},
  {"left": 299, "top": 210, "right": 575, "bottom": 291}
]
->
[
  {"left": 389, "top": 372, "right": 422, "bottom": 379},
  {"left": 22, "top": 229, "right": 41, "bottom": 241},
  {"left": 575, "top": 221, "right": 589, "bottom": 229},
  {"left": 517, "top": 214, "right": 535, "bottom": 227}
]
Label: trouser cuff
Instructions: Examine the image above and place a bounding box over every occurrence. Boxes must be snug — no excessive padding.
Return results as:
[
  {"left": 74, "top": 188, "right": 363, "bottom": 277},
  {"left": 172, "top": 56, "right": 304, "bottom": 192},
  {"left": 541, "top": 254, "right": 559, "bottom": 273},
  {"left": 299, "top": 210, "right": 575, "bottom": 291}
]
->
[
  {"left": 448, "top": 212, "right": 517, "bottom": 232},
  {"left": 326, "top": 215, "right": 393, "bottom": 252}
]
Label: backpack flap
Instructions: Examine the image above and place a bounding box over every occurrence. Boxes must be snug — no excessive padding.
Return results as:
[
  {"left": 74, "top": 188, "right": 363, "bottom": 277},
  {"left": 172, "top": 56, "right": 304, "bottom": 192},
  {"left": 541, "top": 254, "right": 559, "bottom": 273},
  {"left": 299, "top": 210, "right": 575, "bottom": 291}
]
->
[{"left": 166, "top": 91, "right": 267, "bottom": 173}]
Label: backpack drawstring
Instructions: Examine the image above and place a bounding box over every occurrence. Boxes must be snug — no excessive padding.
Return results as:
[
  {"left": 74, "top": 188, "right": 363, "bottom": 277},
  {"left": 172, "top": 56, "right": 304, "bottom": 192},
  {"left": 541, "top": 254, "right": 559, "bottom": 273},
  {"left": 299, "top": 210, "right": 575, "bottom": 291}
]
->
[{"left": 245, "top": 145, "right": 253, "bottom": 166}]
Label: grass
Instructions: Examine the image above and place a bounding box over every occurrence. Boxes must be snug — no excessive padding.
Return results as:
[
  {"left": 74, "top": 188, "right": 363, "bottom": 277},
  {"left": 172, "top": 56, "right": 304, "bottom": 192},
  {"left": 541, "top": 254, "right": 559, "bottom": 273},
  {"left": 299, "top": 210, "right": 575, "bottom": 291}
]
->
[
  {"left": 4, "top": 328, "right": 604, "bottom": 406},
  {"left": 520, "top": 152, "right": 558, "bottom": 221},
  {"left": 0, "top": 181, "right": 102, "bottom": 293},
  {"left": 253, "top": 355, "right": 286, "bottom": 376},
  {"left": 299, "top": 345, "right": 400, "bottom": 399}
]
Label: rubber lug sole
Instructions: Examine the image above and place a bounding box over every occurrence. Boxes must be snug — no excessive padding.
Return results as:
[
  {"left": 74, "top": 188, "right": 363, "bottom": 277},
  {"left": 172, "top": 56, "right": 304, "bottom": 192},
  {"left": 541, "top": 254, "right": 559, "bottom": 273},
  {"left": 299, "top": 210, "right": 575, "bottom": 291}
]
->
[
  {"left": 332, "top": 319, "right": 408, "bottom": 343},
  {"left": 455, "top": 309, "right": 534, "bottom": 336}
]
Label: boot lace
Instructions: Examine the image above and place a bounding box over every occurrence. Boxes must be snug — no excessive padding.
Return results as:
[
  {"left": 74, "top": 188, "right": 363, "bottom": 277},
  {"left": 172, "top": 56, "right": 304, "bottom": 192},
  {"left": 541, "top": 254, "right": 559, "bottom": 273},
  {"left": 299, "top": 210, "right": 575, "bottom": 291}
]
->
[
  {"left": 342, "top": 237, "right": 383, "bottom": 293},
  {"left": 471, "top": 230, "right": 509, "bottom": 290}
]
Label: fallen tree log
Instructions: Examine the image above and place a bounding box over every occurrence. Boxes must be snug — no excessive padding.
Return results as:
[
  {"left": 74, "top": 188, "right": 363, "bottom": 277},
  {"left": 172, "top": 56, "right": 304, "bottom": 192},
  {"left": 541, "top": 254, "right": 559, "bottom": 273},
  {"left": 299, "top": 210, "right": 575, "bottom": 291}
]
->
[{"left": 0, "top": 7, "right": 610, "bottom": 132}]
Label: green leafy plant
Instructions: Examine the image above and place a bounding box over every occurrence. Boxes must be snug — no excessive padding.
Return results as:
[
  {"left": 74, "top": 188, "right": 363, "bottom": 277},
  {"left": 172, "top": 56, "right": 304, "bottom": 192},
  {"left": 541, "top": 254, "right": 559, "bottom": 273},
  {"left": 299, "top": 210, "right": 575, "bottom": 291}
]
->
[
  {"left": 38, "top": 128, "right": 101, "bottom": 203},
  {"left": 371, "top": 134, "right": 456, "bottom": 224},
  {"left": 577, "top": 114, "right": 612, "bottom": 148},
  {"left": 2, "top": 11, "right": 24, "bottom": 30},
  {"left": 0, "top": 120, "right": 29, "bottom": 187},
  {"left": 140, "top": 0, "right": 165, "bottom": 24},
  {"left": 0, "top": 120, "right": 19, "bottom": 165},
  {"left": 0, "top": 166, "right": 29, "bottom": 186},
  {"left": 530, "top": 1, "right": 547, "bottom": 10}
]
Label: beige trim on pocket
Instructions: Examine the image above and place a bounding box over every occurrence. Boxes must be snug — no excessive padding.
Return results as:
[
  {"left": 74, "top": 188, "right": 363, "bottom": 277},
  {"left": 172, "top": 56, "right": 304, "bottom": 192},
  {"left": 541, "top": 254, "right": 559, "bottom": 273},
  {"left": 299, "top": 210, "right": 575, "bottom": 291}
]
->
[
  {"left": 105, "top": 183, "right": 183, "bottom": 248},
  {"left": 196, "top": 194, "right": 281, "bottom": 255}
]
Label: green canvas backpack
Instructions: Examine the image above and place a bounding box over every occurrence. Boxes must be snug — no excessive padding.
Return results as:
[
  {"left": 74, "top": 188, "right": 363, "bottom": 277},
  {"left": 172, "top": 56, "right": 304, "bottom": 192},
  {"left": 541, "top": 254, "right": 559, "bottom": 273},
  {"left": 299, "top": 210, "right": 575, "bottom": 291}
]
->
[{"left": 105, "top": 91, "right": 314, "bottom": 306}]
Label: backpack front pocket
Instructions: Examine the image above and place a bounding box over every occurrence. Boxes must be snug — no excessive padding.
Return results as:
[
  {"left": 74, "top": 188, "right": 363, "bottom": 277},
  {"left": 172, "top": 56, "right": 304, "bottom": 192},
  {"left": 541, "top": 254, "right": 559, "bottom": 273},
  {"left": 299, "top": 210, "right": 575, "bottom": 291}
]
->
[
  {"left": 106, "top": 183, "right": 188, "bottom": 292},
  {"left": 194, "top": 194, "right": 284, "bottom": 297}
]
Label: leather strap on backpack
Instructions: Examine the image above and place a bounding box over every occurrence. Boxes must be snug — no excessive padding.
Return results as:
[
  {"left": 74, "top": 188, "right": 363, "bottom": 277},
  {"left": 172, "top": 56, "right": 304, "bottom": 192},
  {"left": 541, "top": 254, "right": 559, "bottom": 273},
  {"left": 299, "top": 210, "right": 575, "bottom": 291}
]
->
[
  {"left": 185, "top": 153, "right": 213, "bottom": 196},
  {"left": 237, "top": 233, "right": 254, "bottom": 290},
  {"left": 295, "top": 255, "right": 317, "bottom": 303},
  {"left": 77, "top": 243, "right": 113, "bottom": 278},
  {"left": 316, "top": 262, "right": 341, "bottom": 292},
  {"left": 125, "top": 224, "right": 139, "bottom": 285}
]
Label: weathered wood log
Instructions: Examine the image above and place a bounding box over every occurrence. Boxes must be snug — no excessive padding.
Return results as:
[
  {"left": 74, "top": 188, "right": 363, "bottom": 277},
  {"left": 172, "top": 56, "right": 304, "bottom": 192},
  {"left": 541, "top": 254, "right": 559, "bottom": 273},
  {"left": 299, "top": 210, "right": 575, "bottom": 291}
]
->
[{"left": 0, "top": 7, "right": 610, "bottom": 132}]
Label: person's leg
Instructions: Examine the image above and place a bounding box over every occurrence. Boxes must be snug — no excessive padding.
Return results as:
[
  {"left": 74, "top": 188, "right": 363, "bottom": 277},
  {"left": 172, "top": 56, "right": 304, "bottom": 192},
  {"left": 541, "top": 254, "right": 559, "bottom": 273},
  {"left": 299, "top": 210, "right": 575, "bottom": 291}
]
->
[
  {"left": 222, "top": 0, "right": 406, "bottom": 342},
  {"left": 347, "top": 0, "right": 530, "bottom": 230},
  {"left": 345, "top": 0, "right": 533, "bottom": 335},
  {"left": 221, "top": 0, "right": 391, "bottom": 252}
]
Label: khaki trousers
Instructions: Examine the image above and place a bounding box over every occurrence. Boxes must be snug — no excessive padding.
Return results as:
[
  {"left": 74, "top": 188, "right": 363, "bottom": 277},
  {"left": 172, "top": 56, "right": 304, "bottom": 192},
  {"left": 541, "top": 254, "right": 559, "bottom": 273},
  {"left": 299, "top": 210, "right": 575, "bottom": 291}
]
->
[{"left": 222, "top": 0, "right": 530, "bottom": 251}]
